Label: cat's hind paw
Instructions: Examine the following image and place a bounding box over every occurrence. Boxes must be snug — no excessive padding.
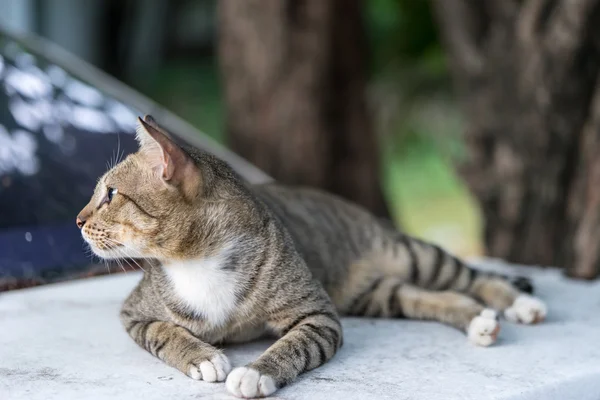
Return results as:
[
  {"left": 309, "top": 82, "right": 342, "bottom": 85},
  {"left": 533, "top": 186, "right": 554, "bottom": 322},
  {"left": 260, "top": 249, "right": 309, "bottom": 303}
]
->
[
  {"left": 504, "top": 294, "right": 547, "bottom": 324},
  {"left": 468, "top": 309, "right": 500, "bottom": 347},
  {"left": 188, "top": 353, "right": 231, "bottom": 382},
  {"left": 226, "top": 366, "right": 277, "bottom": 398}
]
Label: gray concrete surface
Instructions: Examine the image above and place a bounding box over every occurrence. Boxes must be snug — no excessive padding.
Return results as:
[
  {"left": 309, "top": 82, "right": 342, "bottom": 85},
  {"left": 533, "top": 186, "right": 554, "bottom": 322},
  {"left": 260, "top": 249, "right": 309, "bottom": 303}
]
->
[{"left": 1, "top": 261, "right": 599, "bottom": 400}]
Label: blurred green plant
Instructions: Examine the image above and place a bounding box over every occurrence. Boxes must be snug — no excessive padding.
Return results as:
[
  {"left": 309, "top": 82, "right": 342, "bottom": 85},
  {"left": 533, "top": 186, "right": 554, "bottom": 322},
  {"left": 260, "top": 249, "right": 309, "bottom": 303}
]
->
[
  {"left": 366, "top": 0, "right": 457, "bottom": 155},
  {"left": 148, "top": 59, "right": 225, "bottom": 143},
  {"left": 367, "top": 0, "right": 440, "bottom": 71},
  {"left": 366, "top": 0, "right": 482, "bottom": 255}
]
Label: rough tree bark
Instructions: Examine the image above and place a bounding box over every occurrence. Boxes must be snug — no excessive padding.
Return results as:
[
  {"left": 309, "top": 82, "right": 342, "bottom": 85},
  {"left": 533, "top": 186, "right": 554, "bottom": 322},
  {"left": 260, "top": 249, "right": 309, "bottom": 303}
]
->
[
  {"left": 433, "top": 0, "right": 600, "bottom": 278},
  {"left": 218, "top": 0, "right": 390, "bottom": 218}
]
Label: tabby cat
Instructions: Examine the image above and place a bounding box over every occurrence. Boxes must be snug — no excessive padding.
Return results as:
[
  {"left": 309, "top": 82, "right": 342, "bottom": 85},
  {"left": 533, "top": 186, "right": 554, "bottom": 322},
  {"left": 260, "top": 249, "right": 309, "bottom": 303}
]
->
[{"left": 77, "top": 116, "right": 547, "bottom": 398}]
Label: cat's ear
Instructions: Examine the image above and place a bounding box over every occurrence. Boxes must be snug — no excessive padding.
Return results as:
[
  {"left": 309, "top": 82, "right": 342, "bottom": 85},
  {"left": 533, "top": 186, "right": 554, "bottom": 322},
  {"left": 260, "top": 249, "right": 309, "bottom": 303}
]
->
[{"left": 135, "top": 116, "right": 201, "bottom": 197}]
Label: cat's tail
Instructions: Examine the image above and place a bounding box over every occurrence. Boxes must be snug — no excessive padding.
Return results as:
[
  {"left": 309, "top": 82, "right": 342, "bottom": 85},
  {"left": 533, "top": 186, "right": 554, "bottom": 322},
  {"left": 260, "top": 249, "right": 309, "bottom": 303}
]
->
[
  {"left": 509, "top": 276, "right": 534, "bottom": 294},
  {"left": 388, "top": 233, "right": 537, "bottom": 311}
]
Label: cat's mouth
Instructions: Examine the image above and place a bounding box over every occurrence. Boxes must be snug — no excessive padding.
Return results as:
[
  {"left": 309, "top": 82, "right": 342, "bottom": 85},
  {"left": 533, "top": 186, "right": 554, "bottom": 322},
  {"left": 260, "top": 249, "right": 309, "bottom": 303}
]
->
[
  {"left": 81, "top": 228, "right": 122, "bottom": 250},
  {"left": 81, "top": 230, "right": 144, "bottom": 260}
]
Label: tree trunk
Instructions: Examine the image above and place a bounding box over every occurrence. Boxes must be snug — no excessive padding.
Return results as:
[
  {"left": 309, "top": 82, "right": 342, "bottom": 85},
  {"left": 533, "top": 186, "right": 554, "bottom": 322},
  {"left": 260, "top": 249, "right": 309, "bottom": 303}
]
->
[
  {"left": 217, "top": 0, "right": 390, "bottom": 218},
  {"left": 433, "top": 0, "right": 600, "bottom": 279}
]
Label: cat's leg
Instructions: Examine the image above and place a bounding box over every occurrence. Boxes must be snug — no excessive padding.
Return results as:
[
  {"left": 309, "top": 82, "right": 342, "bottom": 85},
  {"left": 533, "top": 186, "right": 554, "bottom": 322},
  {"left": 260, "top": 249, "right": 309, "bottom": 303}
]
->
[
  {"left": 344, "top": 278, "right": 500, "bottom": 346},
  {"left": 465, "top": 274, "right": 547, "bottom": 324},
  {"left": 120, "top": 310, "right": 231, "bottom": 382},
  {"left": 225, "top": 306, "right": 342, "bottom": 398}
]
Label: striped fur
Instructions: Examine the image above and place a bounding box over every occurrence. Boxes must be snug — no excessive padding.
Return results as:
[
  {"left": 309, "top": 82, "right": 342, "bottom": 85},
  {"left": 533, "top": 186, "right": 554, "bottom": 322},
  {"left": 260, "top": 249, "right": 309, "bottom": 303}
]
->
[{"left": 78, "top": 116, "right": 545, "bottom": 398}]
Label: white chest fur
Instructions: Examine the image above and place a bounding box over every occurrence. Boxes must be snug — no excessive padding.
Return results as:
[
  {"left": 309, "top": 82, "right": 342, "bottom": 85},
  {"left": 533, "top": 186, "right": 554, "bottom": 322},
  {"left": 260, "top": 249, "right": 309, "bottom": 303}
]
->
[{"left": 163, "top": 250, "right": 239, "bottom": 327}]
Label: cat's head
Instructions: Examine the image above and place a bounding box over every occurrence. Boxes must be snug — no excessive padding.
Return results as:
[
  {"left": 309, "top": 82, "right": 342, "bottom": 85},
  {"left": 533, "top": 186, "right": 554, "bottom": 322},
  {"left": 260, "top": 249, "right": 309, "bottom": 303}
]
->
[{"left": 76, "top": 115, "right": 204, "bottom": 261}]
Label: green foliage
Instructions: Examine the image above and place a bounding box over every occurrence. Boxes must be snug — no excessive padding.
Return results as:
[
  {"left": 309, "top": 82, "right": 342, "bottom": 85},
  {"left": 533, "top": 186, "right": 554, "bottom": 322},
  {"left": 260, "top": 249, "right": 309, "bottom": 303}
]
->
[
  {"left": 366, "top": 0, "right": 481, "bottom": 254},
  {"left": 366, "top": 0, "right": 457, "bottom": 159},
  {"left": 148, "top": 59, "right": 225, "bottom": 143},
  {"left": 366, "top": 0, "right": 442, "bottom": 74}
]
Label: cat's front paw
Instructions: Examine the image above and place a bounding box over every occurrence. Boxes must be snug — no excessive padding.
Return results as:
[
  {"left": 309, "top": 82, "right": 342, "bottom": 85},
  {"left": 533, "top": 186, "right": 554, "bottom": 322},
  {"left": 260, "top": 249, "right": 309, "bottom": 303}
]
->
[
  {"left": 226, "top": 366, "right": 277, "bottom": 398},
  {"left": 468, "top": 309, "right": 500, "bottom": 347},
  {"left": 188, "top": 353, "right": 232, "bottom": 382},
  {"left": 504, "top": 294, "right": 547, "bottom": 324}
]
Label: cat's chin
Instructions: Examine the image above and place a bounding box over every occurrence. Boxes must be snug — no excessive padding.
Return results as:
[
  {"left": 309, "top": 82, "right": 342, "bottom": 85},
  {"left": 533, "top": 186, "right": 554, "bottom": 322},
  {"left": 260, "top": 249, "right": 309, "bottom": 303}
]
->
[
  {"left": 90, "top": 246, "right": 124, "bottom": 260},
  {"left": 82, "top": 235, "right": 142, "bottom": 260},
  {"left": 89, "top": 243, "right": 148, "bottom": 262}
]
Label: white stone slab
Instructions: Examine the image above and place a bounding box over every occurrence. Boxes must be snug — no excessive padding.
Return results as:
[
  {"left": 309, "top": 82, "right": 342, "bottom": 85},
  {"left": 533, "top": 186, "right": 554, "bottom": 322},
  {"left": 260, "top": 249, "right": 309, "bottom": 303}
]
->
[{"left": 1, "top": 263, "right": 600, "bottom": 400}]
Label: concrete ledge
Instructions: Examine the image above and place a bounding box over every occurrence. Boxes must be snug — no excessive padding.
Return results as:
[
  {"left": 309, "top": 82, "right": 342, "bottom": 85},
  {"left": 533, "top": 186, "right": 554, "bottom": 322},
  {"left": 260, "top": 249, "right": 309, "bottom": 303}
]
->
[{"left": 1, "top": 263, "right": 600, "bottom": 400}]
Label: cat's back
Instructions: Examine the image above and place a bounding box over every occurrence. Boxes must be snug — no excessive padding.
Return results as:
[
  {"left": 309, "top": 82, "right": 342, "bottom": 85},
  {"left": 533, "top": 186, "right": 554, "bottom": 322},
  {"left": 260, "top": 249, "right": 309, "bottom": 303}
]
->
[
  {"left": 250, "top": 183, "right": 388, "bottom": 285},
  {"left": 251, "top": 183, "right": 375, "bottom": 224}
]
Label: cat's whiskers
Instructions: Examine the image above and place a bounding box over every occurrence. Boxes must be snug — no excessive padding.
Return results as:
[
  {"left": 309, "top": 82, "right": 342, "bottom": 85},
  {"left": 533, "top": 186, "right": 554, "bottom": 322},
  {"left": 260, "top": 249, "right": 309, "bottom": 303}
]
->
[
  {"left": 108, "top": 148, "right": 116, "bottom": 170},
  {"left": 127, "top": 257, "right": 147, "bottom": 273},
  {"left": 103, "top": 237, "right": 147, "bottom": 273},
  {"left": 106, "top": 242, "right": 127, "bottom": 274},
  {"left": 107, "top": 136, "right": 125, "bottom": 171},
  {"left": 104, "top": 236, "right": 139, "bottom": 256},
  {"left": 103, "top": 227, "right": 181, "bottom": 256},
  {"left": 115, "top": 134, "right": 125, "bottom": 166},
  {"left": 83, "top": 242, "right": 100, "bottom": 263},
  {"left": 104, "top": 259, "right": 112, "bottom": 274},
  {"left": 115, "top": 254, "right": 127, "bottom": 274},
  {"left": 82, "top": 241, "right": 116, "bottom": 275}
]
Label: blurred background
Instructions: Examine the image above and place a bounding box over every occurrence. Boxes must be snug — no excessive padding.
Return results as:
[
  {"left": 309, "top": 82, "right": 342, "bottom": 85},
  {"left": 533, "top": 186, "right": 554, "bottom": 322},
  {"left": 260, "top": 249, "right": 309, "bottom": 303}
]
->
[{"left": 1, "top": 0, "right": 599, "bottom": 289}]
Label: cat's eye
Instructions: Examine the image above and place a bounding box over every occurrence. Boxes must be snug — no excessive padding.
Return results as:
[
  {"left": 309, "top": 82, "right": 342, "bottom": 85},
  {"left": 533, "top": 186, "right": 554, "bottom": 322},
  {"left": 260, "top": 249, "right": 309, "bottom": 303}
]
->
[
  {"left": 98, "top": 187, "right": 117, "bottom": 209},
  {"left": 107, "top": 187, "right": 117, "bottom": 202}
]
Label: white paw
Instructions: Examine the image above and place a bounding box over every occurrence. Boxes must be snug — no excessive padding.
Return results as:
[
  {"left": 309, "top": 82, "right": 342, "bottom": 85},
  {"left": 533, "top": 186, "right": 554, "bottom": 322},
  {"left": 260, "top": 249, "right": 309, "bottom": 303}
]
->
[
  {"left": 468, "top": 309, "right": 500, "bottom": 347},
  {"left": 226, "top": 366, "right": 277, "bottom": 398},
  {"left": 504, "top": 294, "right": 547, "bottom": 324},
  {"left": 188, "top": 353, "right": 232, "bottom": 382}
]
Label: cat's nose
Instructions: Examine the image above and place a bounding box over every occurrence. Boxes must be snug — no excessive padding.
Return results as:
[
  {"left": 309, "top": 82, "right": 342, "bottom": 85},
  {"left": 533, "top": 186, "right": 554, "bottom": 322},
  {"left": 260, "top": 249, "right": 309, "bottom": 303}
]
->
[{"left": 76, "top": 205, "right": 93, "bottom": 229}]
